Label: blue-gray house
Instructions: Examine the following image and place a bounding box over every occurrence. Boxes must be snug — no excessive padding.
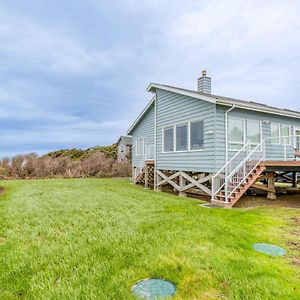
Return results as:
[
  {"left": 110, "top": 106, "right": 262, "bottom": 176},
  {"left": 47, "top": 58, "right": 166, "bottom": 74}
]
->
[{"left": 127, "top": 71, "right": 300, "bottom": 207}]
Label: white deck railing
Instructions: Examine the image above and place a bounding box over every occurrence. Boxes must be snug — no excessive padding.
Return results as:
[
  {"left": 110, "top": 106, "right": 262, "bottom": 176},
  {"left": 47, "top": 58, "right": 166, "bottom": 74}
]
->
[{"left": 212, "top": 134, "right": 300, "bottom": 203}]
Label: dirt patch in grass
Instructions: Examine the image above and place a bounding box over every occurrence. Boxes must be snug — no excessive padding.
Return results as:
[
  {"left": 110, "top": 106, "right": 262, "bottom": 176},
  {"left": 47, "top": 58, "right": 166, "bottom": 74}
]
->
[
  {"left": 0, "top": 187, "right": 4, "bottom": 196},
  {"left": 235, "top": 189, "right": 300, "bottom": 208}
]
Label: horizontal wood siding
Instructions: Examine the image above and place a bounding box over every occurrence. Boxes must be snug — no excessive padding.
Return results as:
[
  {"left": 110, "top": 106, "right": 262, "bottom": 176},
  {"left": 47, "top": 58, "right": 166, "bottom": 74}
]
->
[
  {"left": 216, "top": 105, "right": 300, "bottom": 169},
  {"left": 131, "top": 104, "right": 155, "bottom": 168},
  {"left": 156, "top": 89, "right": 216, "bottom": 172}
]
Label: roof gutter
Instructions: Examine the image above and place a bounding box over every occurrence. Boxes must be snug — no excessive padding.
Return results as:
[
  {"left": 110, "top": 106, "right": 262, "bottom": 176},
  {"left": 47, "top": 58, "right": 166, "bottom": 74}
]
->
[{"left": 217, "top": 101, "right": 300, "bottom": 120}]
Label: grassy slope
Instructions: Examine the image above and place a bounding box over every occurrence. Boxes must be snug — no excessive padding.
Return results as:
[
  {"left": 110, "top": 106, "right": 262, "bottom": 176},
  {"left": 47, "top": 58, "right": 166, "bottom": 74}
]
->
[{"left": 0, "top": 179, "right": 299, "bottom": 300}]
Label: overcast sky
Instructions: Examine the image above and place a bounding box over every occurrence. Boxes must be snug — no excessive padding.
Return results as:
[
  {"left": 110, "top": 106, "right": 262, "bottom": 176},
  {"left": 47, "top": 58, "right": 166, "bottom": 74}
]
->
[{"left": 0, "top": 0, "right": 300, "bottom": 157}]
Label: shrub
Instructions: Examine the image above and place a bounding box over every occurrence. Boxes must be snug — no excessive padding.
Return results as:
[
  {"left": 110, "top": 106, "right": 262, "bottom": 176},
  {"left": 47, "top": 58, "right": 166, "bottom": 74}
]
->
[{"left": 0, "top": 149, "right": 130, "bottom": 179}]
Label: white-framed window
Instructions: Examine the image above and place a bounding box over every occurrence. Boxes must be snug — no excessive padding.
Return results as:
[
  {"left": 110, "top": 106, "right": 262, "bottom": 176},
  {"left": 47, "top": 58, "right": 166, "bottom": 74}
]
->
[
  {"left": 175, "top": 123, "right": 188, "bottom": 151},
  {"left": 163, "top": 126, "right": 174, "bottom": 152},
  {"left": 271, "top": 123, "right": 280, "bottom": 144},
  {"left": 228, "top": 117, "right": 245, "bottom": 150},
  {"left": 246, "top": 120, "right": 261, "bottom": 149},
  {"left": 190, "top": 120, "right": 204, "bottom": 150},
  {"left": 281, "top": 124, "right": 291, "bottom": 145},
  {"left": 271, "top": 123, "right": 291, "bottom": 145},
  {"left": 135, "top": 138, "right": 144, "bottom": 156}
]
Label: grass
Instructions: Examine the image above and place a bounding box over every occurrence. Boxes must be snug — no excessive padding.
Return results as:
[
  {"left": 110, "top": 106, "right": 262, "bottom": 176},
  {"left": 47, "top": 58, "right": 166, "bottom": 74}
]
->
[{"left": 0, "top": 178, "right": 299, "bottom": 299}]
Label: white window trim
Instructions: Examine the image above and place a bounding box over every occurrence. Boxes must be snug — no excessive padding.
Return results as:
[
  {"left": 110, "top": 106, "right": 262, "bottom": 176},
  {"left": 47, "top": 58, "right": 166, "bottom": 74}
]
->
[
  {"left": 271, "top": 123, "right": 292, "bottom": 145},
  {"left": 280, "top": 124, "right": 292, "bottom": 145},
  {"left": 162, "top": 126, "right": 174, "bottom": 153},
  {"left": 175, "top": 122, "right": 189, "bottom": 152},
  {"left": 294, "top": 127, "right": 300, "bottom": 149},
  {"left": 246, "top": 119, "right": 263, "bottom": 150},
  {"left": 228, "top": 118, "right": 263, "bottom": 152},
  {"left": 162, "top": 119, "right": 205, "bottom": 153},
  {"left": 135, "top": 138, "right": 145, "bottom": 156},
  {"left": 228, "top": 117, "right": 246, "bottom": 151},
  {"left": 189, "top": 119, "right": 205, "bottom": 152}
]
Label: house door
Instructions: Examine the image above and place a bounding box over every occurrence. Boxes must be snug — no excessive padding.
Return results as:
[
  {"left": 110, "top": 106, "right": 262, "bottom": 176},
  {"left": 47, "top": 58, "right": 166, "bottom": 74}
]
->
[{"left": 295, "top": 128, "right": 300, "bottom": 150}]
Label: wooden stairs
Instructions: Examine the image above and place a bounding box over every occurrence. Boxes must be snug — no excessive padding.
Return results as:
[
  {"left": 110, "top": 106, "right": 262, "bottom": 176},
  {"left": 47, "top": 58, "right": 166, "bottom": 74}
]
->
[{"left": 211, "top": 164, "right": 266, "bottom": 208}]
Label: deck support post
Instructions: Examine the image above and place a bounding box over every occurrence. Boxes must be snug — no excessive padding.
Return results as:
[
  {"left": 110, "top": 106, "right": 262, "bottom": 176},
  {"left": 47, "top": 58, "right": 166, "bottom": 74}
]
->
[
  {"left": 292, "top": 172, "right": 298, "bottom": 188},
  {"left": 155, "top": 171, "right": 162, "bottom": 192},
  {"left": 267, "top": 172, "right": 277, "bottom": 200},
  {"left": 178, "top": 174, "right": 187, "bottom": 197},
  {"left": 144, "top": 164, "right": 149, "bottom": 188}
]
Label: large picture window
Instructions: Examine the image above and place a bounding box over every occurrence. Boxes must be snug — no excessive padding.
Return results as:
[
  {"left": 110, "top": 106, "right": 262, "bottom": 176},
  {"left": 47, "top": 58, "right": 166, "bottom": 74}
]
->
[
  {"left": 176, "top": 124, "right": 188, "bottom": 151},
  {"left": 136, "top": 138, "right": 144, "bottom": 156},
  {"left": 246, "top": 120, "right": 261, "bottom": 148},
  {"left": 281, "top": 124, "right": 291, "bottom": 145},
  {"left": 271, "top": 123, "right": 291, "bottom": 145},
  {"left": 228, "top": 118, "right": 244, "bottom": 150},
  {"left": 190, "top": 120, "right": 204, "bottom": 150},
  {"left": 163, "top": 127, "right": 174, "bottom": 152},
  {"left": 271, "top": 123, "right": 280, "bottom": 144}
]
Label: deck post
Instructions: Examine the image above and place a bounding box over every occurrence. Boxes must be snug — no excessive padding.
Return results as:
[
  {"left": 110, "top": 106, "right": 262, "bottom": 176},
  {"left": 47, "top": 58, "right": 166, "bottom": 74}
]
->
[
  {"left": 144, "top": 163, "right": 149, "bottom": 188},
  {"left": 292, "top": 172, "right": 298, "bottom": 188},
  {"left": 267, "top": 172, "right": 277, "bottom": 200},
  {"left": 178, "top": 173, "right": 187, "bottom": 197},
  {"left": 155, "top": 171, "right": 162, "bottom": 192}
]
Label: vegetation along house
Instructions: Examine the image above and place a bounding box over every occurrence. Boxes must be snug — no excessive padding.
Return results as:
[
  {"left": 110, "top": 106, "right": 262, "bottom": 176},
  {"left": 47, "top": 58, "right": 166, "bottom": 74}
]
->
[{"left": 127, "top": 71, "right": 300, "bottom": 207}]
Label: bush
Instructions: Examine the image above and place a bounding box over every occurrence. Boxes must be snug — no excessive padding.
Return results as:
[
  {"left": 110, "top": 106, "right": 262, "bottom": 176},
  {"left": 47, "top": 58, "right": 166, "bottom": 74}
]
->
[{"left": 0, "top": 150, "right": 130, "bottom": 179}]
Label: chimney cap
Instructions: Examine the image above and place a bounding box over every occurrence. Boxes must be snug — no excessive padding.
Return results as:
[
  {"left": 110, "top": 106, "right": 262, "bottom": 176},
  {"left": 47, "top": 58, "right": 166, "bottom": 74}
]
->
[{"left": 202, "top": 70, "right": 207, "bottom": 77}]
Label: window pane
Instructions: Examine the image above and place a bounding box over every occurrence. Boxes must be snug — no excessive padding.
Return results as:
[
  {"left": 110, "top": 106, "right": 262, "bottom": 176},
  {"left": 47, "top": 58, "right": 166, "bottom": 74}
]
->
[
  {"left": 228, "top": 118, "right": 244, "bottom": 143},
  {"left": 247, "top": 120, "right": 260, "bottom": 144},
  {"left": 190, "top": 120, "right": 204, "bottom": 150},
  {"left": 229, "top": 143, "right": 243, "bottom": 150},
  {"left": 164, "top": 127, "right": 174, "bottom": 152},
  {"left": 176, "top": 124, "right": 188, "bottom": 151},
  {"left": 281, "top": 124, "right": 290, "bottom": 144},
  {"left": 136, "top": 139, "right": 144, "bottom": 155},
  {"left": 271, "top": 124, "right": 280, "bottom": 144}
]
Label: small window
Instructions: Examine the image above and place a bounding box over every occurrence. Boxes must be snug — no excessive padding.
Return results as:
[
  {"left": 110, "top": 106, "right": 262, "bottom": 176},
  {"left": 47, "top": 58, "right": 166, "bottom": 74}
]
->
[
  {"left": 271, "top": 123, "right": 280, "bottom": 144},
  {"left": 228, "top": 118, "right": 244, "bottom": 150},
  {"left": 163, "top": 127, "right": 174, "bottom": 152},
  {"left": 190, "top": 120, "right": 204, "bottom": 150},
  {"left": 176, "top": 124, "right": 188, "bottom": 151},
  {"left": 281, "top": 124, "right": 291, "bottom": 145},
  {"left": 136, "top": 138, "right": 144, "bottom": 156}
]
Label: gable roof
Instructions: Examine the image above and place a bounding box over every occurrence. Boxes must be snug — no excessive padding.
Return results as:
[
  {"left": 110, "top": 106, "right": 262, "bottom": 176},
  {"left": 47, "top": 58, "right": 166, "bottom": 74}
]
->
[
  {"left": 127, "top": 83, "right": 300, "bottom": 135},
  {"left": 117, "top": 136, "right": 132, "bottom": 146},
  {"left": 126, "top": 97, "right": 155, "bottom": 135},
  {"left": 148, "top": 83, "right": 300, "bottom": 119}
]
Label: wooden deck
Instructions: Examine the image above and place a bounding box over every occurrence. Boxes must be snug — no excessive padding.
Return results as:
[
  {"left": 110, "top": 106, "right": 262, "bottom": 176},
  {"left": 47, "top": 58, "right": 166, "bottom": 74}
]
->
[{"left": 260, "top": 161, "right": 300, "bottom": 171}]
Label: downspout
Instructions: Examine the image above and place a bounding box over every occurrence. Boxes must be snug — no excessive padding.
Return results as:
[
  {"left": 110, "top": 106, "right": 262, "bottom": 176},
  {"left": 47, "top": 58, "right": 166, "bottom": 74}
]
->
[
  {"left": 225, "top": 104, "right": 236, "bottom": 163},
  {"left": 154, "top": 93, "right": 157, "bottom": 190}
]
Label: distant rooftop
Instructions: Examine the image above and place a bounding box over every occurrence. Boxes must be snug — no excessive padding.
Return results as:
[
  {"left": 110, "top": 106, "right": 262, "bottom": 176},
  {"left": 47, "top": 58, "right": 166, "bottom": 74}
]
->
[{"left": 118, "top": 136, "right": 132, "bottom": 145}]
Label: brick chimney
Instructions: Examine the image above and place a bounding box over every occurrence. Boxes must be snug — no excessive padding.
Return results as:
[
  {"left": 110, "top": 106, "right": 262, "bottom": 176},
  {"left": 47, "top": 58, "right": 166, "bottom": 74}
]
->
[{"left": 197, "top": 70, "right": 211, "bottom": 94}]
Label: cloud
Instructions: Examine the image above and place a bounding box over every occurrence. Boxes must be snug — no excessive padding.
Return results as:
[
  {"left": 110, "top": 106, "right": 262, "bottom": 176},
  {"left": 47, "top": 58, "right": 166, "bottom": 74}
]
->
[
  {"left": 0, "top": 0, "right": 300, "bottom": 158},
  {"left": 0, "top": 10, "right": 124, "bottom": 74}
]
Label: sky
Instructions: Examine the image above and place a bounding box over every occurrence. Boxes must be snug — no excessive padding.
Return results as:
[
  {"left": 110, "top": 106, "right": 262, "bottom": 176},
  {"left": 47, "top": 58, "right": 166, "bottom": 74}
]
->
[{"left": 0, "top": 0, "right": 300, "bottom": 158}]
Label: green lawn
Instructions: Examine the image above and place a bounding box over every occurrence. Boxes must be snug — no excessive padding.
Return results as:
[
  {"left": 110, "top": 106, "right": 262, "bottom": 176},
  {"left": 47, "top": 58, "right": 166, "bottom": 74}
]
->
[{"left": 0, "top": 179, "right": 299, "bottom": 299}]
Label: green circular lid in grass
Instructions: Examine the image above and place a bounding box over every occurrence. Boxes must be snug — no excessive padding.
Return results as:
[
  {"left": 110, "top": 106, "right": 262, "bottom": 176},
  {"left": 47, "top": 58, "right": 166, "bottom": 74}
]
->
[
  {"left": 132, "top": 278, "right": 176, "bottom": 299},
  {"left": 201, "top": 203, "right": 221, "bottom": 208},
  {"left": 253, "top": 243, "right": 286, "bottom": 256}
]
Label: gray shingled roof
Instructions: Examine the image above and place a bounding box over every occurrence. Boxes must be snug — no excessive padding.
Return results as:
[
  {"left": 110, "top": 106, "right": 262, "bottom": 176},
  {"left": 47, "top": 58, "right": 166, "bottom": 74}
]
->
[
  {"left": 148, "top": 83, "right": 300, "bottom": 118},
  {"left": 119, "top": 136, "right": 132, "bottom": 145},
  {"left": 127, "top": 83, "right": 300, "bottom": 135}
]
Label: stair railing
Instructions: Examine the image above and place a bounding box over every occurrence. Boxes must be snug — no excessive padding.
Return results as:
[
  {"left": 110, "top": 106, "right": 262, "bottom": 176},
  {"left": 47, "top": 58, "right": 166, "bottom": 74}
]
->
[
  {"left": 225, "top": 142, "right": 265, "bottom": 201},
  {"left": 212, "top": 140, "right": 265, "bottom": 203},
  {"left": 212, "top": 141, "right": 251, "bottom": 201}
]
